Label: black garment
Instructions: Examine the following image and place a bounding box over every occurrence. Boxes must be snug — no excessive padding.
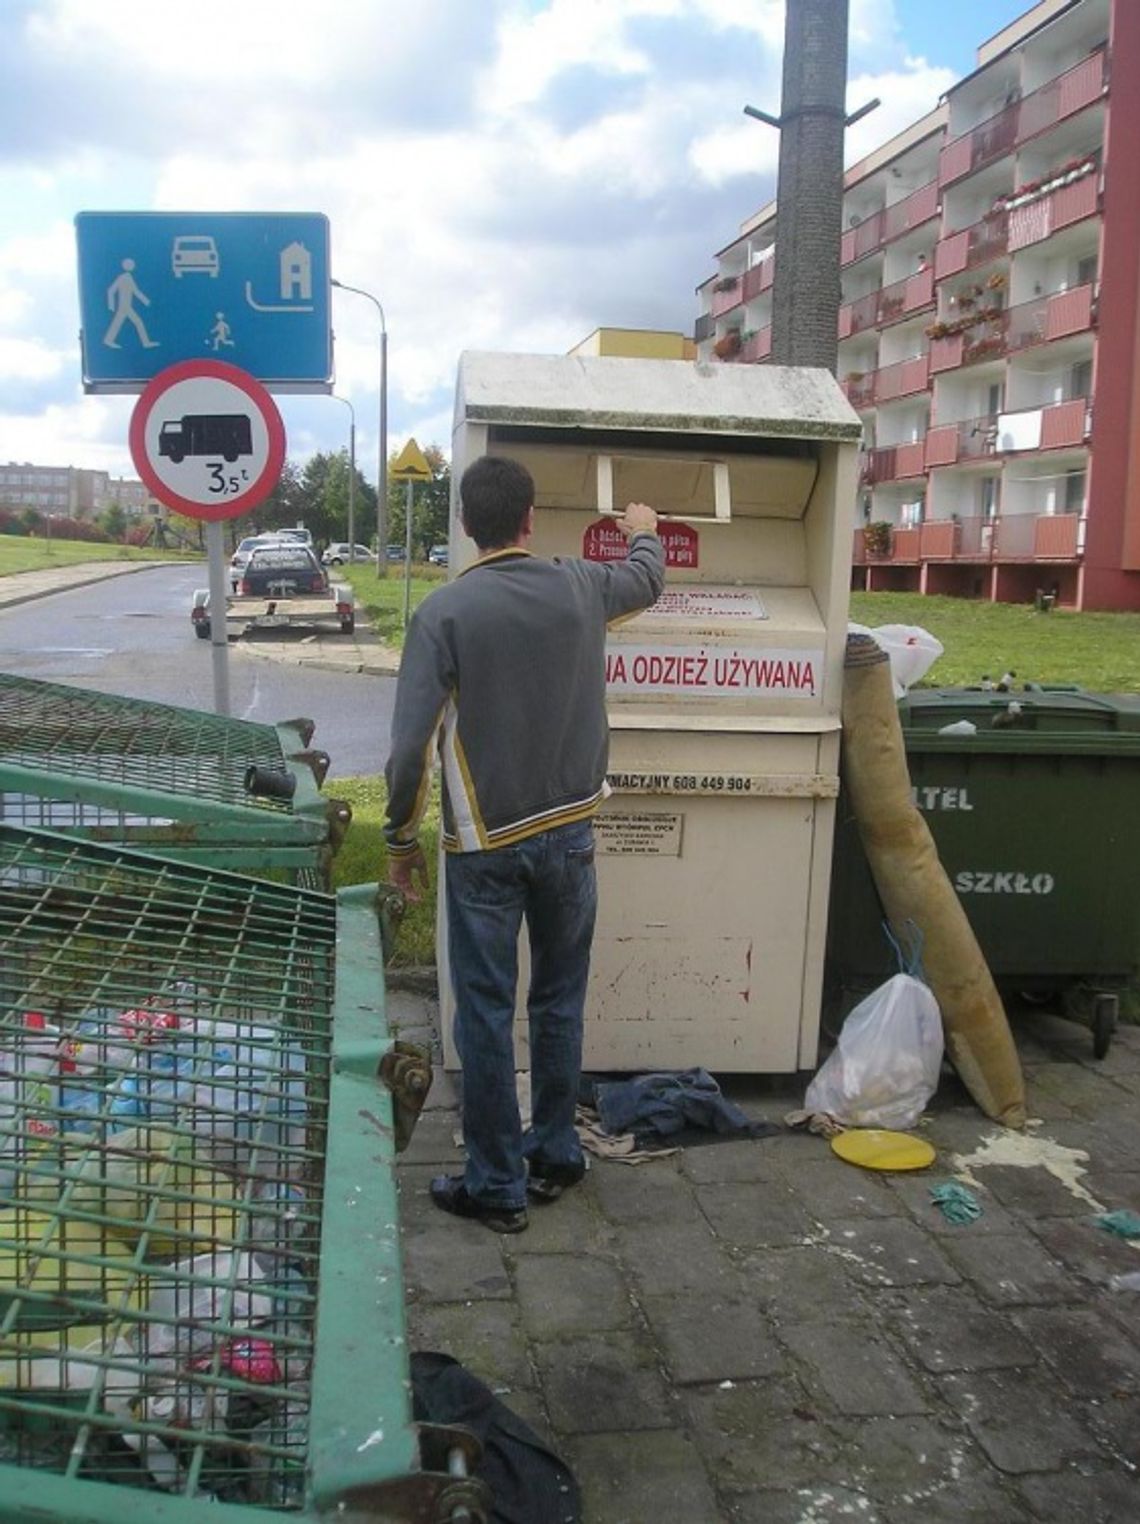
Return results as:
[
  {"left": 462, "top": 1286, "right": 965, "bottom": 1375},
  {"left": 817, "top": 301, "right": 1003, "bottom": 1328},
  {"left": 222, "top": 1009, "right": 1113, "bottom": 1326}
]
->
[{"left": 410, "top": 1351, "right": 581, "bottom": 1524}]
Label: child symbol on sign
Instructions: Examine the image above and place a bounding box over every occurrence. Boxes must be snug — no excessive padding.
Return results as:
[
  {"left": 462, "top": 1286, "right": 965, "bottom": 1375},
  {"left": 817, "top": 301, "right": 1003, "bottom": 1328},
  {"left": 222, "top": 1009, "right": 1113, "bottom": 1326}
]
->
[{"left": 208, "top": 312, "right": 235, "bottom": 351}]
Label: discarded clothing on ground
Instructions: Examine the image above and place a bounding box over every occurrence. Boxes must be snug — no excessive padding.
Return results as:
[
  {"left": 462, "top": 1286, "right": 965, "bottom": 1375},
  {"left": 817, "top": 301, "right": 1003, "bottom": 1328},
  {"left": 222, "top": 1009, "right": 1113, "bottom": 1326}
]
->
[
  {"left": 581, "top": 1068, "right": 779, "bottom": 1150},
  {"left": 411, "top": 1351, "right": 581, "bottom": 1524},
  {"left": 575, "top": 1108, "right": 680, "bottom": 1166}
]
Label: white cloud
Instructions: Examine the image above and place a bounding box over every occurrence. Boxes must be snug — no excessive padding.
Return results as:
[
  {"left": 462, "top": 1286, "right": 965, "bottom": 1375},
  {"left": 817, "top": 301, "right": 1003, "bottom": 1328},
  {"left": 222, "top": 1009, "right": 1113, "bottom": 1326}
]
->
[{"left": 0, "top": 1, "right": 975, "bottom": 477}]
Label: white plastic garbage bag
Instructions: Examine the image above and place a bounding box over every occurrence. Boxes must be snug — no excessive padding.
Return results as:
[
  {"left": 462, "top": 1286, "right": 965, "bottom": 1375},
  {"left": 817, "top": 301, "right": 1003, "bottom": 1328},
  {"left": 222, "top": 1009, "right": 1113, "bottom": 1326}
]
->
[
  {"left": 848, "top": 623, "right": 944, "bottom": 697},
  {"left": 805, "top": 973, "right": 944, "bottom": 1130}
]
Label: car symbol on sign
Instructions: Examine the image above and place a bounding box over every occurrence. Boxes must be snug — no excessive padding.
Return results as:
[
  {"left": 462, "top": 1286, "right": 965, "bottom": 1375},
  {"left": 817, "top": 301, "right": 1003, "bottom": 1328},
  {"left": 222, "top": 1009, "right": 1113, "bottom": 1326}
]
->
[{"left": 172, "top": 235, "right": 220, "bottom": 278}]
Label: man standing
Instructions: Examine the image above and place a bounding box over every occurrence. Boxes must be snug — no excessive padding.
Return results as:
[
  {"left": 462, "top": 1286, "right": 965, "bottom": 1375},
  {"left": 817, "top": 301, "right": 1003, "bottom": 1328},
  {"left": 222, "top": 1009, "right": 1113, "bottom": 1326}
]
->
[{"left": 385, "top": 455, "right": 664, "bottom": 1233}]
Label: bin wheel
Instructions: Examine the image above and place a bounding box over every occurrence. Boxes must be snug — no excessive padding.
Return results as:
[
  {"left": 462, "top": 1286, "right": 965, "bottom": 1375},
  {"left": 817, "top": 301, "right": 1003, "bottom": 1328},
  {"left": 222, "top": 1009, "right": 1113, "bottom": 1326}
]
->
[
  {"left": 1092, "top": 992, "right": 1118, "bottom": 1060},
  {"left": 195, "top": 622, "right": 211, "bottom": 640},
  {"left": 340, "top": 615, "right": 355, "bottom": 634}
]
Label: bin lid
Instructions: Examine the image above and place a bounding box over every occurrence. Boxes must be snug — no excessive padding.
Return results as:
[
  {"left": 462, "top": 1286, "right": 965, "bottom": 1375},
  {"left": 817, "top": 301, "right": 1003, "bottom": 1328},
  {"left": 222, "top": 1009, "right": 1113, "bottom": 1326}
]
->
[
  {"left": 898, "top": 687, "right": 1140, "bottom": 752},
  {"left": 455, "top": 351, "right": 863, "bottom": 443}
]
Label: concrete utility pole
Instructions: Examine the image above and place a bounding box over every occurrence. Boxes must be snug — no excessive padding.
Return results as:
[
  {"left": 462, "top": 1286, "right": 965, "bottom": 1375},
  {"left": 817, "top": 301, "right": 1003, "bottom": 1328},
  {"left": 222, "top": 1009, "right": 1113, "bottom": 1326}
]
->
[{"left": 746, "top": 0, "right": 877, "bottom": 374}]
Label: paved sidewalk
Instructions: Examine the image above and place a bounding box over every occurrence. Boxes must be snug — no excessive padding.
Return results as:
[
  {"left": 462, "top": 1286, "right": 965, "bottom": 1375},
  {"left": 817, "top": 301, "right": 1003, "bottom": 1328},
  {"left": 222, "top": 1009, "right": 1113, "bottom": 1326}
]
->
[
  {"left": 0, "top": 559, "right": 168, "bottom": 612},
  {"left": 390, "top": 985, "right": 1140, "bottom": 1523}
]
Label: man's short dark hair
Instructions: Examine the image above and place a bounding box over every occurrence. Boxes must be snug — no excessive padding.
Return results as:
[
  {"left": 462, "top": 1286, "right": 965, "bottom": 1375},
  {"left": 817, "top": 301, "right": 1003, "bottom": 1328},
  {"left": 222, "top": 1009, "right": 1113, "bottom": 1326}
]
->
[{"left": 460, "top": 456, "right": 534, "bottom": 550}]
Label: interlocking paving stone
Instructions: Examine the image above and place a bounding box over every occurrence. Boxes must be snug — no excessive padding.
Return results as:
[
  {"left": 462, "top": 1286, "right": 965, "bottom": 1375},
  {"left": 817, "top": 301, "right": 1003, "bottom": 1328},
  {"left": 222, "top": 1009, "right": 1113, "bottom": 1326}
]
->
[
  {"left": 680, "top": 1135, "right": 799, "bottom": 1184},
  {"left": 401, "top": 1222, "right": 512, "bottom": 1304},
  {"left": 822, "top": 1216, "right": 962, "bottom": 1288},
  {"left": 737, "top": 1242, "right": 869, "bottom": 1323},
  {"left": 514, "top": 1252, "right": 633, "bottom": 1340},
  {"left": 937, "top": 1368, "right": 1107, "bottom": 1472},
  {"left": 641, "top": 1292, "right": 785, "bottom": 1384},
  {"left": 781, "top": 1157, "right": 907, "bottom": 1220},
  {"left": 777, "top": 1320, "right": 929, "bottom": 1416},
  {"left": 954, "top": 1161, "right": 1094, "bottom": 1218},
  {"left": 395, "top": 1108, "right": 466, "bottom": 1167},
  {"left": 563, "top": 1430, "right": 719, "bottom": 1524},
  {"left": 886, "top": 1286, "right": 1038, "bottom": 1373},
  {"left": 1014, "top": 1305, "right": 1140, "bottom": 1397},
  {"left": 505, "top": 1185, "right": 617, "bottom": 1255},
  {"left": 938, "top": 1226, "right": 1073, "bottom": 1305},
  {"left": 684, "top": 1379, "right": 848, "bottom": 1491},
  {"left": 726, "top": 1484, "right": 884, "bottom": 1522},
  {"left": 590, "top": 1155, "right": 697, "bottom": 1222},
  {"left": 533, "top": 1328, "right": 674, "bottom": 1434},
  {"left": 697, "top": 1179, "right": 822, "bottom": 1247},
  {"left": 1016, "top": 1466, "right": 1140, "bottom": 1524},
  {"left": 404, "top": 1298, "right": 535, "bottom": 1394},
  {"left": 1026, "top": 1214, "right": 1140, "bottom": 1284},
  {"left": 614, "top": 1218, "right": 745, "bottom": 1297}
]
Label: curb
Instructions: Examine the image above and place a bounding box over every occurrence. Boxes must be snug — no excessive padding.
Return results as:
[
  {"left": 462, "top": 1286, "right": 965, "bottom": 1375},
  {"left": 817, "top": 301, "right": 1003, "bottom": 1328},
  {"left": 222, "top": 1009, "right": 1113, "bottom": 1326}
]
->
[{"left": 0, "top": 560, "right": 169, "bottom": 614}]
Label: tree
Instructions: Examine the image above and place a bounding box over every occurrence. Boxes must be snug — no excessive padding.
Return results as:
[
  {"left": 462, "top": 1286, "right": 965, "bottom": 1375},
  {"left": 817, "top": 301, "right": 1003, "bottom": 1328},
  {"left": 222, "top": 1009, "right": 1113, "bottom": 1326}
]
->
[
  {"left": 386, "top": 444, "right": 450, "bottom": 558},
  {"left": 100, "top": 503, "right": 127, "bottom": 542}
]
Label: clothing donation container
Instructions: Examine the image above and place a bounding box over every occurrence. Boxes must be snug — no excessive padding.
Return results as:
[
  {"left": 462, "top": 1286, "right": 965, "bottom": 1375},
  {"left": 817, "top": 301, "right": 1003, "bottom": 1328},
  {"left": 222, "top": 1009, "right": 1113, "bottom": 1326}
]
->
[{"left": 442, "top": 352, "right": 860, "bottom": 1073}]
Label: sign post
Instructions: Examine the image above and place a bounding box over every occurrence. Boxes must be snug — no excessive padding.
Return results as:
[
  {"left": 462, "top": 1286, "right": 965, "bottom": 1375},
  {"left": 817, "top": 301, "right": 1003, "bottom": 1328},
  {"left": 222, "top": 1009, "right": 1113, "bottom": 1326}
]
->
[
  {"left": 129, "top": 360, "right": 286, "bottom": 716},
  {"left": 390, "top": 439, "right": 433, "bottom": 629}
]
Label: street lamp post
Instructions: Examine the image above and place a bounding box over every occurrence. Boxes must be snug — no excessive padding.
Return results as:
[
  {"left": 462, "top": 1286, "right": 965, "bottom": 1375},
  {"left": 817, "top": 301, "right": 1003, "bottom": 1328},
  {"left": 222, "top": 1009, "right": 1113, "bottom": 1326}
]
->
[
  {"left": 331, "top": 278, "right": 388, "bottom": 570},
  {"left": 332, "top": 394, "right": 356, "bottom": 558}
]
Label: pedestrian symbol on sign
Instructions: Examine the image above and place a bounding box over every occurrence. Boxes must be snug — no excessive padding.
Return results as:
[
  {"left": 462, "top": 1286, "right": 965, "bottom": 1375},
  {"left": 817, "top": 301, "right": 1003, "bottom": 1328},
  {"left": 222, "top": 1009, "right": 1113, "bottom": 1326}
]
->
[{"left": 103, "top": 259, "right": 159, "bottom": 351}]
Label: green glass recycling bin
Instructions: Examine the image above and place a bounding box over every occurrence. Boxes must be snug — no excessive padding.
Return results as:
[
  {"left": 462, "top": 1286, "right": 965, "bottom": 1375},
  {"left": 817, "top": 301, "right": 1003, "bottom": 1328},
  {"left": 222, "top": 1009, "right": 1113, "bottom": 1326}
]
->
[
  {"left": 0, "top": 675, "right": 350, "bottom": 888},
  {"left": 0, "top": 825, "right": 477, "bottom": 1523},
  {"left": 827, "top": 688, "right": 1140, "bottom": 1054}
]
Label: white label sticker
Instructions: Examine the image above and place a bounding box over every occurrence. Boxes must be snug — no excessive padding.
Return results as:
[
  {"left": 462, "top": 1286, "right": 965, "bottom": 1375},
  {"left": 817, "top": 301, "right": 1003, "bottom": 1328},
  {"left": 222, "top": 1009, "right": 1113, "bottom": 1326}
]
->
[
  {"left": 649, "top": 589, "right": 767, "bottom": 621},
  {"left": 594, "top": 812, "right": 684, "bottom": 855},
  {"left": 605, "top": 644, "right": 821, "bottom": 698}
]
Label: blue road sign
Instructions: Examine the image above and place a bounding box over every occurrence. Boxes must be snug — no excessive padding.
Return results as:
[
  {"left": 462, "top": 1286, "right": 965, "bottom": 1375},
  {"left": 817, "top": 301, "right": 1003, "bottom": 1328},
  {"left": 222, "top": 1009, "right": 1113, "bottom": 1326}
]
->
[{"left": 75, "top": 212, "right": 332, "bottom": 394}]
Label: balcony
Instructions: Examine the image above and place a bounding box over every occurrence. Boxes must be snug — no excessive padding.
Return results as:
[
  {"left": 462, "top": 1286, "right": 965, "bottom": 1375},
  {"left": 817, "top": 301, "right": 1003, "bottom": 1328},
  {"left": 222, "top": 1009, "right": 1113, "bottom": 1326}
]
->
[
  {"left": 860, "top": 441, "right": 926, "bottom": 486},
  {"left": 694, "top": 312, "right": 714, "bottom": 344},
  {"left": 840, "top": 180, "right": 939, "bottom": 267},
  {"left": 740, "top": 326, "right": 772, "bottom": 363},
  {"left": 839, "top": 270, "right": 935, "bottom": 338},
  {"left": 939, "top": 49, "right": 1107, "bottom": 188},
  {"left": 710, "top": 277, "right": 743, "bottom": 317},
  {"left": 1007, "top": 169, "right": 1100, "bottom": 252},
  {"left": 934, "top": 211, "right": 1008, "bottom": 281},
  {"left": 926, "top": 400, "right": 1090, "bottom": 466},
  {"left": 851, "top": 512, "right": 1082, "bottom": 566},
  {"left": 741, "top": 256, "right": 775, "bottom": 302},
  {"left": 874, "top": 353, "right": 930, "bottom": 404},
  {"left": 927, "top": 285, "right": 1095, "bottom": 374},
  {"left": 841, "top": 372, "right": 877, "bottom": 410}
]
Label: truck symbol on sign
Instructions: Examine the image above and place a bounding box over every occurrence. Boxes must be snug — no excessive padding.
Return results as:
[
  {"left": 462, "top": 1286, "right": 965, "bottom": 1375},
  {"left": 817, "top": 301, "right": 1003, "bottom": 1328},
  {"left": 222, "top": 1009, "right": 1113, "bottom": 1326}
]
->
[{"left": 158, "top": 413, "right": 252, "bottom": 464}]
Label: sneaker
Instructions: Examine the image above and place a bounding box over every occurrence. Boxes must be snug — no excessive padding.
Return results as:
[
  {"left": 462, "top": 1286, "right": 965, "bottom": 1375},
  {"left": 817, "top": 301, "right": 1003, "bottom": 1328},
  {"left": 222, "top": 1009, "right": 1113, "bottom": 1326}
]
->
[
  {"left": 429, "top": 1174, "right": 528, "bottom": 1234},
  {"left": 526, "top": 1157, "right": 587, "bottom": 1204}
]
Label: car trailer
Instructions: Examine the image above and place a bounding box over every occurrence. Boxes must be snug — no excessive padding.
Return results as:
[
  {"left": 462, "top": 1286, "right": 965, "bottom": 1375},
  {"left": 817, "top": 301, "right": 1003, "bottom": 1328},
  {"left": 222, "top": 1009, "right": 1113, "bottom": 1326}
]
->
[
  {"left": 0, "top": 824, "right": 484, "bottom": 1523},
  {"left": 0, "top": 675, "right": 349, "bottom": 889}
]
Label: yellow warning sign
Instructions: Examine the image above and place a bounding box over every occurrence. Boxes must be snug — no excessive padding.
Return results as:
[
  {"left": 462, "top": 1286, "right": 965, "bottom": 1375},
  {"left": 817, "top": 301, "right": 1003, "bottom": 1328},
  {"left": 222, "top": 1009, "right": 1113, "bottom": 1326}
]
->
[{"left": 390, "top": 438, "right": 433, "bottom": 482}]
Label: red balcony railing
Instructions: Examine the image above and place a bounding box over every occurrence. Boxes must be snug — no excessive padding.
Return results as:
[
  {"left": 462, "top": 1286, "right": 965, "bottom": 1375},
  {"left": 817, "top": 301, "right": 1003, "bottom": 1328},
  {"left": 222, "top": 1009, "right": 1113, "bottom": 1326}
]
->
[
  {"left": 710, "top": 278, "right": 743, "bottom": 317},
  {"left": 1007, "top": 172, "right": 1100, "bottom": 252},
  {"left": 1039, "top": 397, "right": 1090, "bottom": 449},
  {"left": 875, "top": 353, "right": 930, "bottom": 403},
  {"left": 840, "top": 290, "right": 880, "bottom": 337},
  {"left": 927, "top": 286, "right": 1094, "bottom": 375},
  {"left": 852, "top": 513, "right": 1082, "bottom": 566},
  {"left": 860, "top": 441, "right": 926, "bottom": 485},
  {"left": 740, "top": 326, "right": 772, "bottom": 362},
  {"left": 940, "top": 50, "right": 1107, "bottom": 188},
  {"left": 841, "top": 372, "right": 877, "bottom": 410},
  {"left": 925, "top": 400, "right": 1090, "bottom": 466},
  {"left": 840, "top": 180, "right": 940, "bottom": 267},
  {"left": 742, "top": 256, "right": 775, "bottom": 302},
  {"left": 935, "top": 211, "right": 1009, "bottom": 280}
]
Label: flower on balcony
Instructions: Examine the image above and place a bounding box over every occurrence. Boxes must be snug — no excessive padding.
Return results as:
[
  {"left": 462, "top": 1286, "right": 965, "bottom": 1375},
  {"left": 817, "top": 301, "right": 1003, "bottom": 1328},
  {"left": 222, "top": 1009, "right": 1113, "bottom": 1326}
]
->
[
  {"left": 925, "top": 321, "right": 951, "bottom": 340},
  {"left": 862, "top": 520, "right": 893, "bottom": 556},
  {"left": 963, "top": 334, "right": 1005, "bottom": 364},
  {"left": 994, "top": 156, "right": 1097, "bottom": 212},
  {"left": 713, "top": 330, "right": 743, "bottom": 360},
  {"left": 712, "top": 275, "right": 740, "bottom": 293},
  {"left": 986, "top": 272, "right": 1008, "bottom": 291}
]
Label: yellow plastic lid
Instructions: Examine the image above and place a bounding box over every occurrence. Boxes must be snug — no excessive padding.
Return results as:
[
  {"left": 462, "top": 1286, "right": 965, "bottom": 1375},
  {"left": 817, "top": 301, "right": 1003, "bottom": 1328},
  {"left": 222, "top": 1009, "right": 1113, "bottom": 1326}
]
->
[{"left": 830, "top": 1128, "right": 936, "bottom": 1172}]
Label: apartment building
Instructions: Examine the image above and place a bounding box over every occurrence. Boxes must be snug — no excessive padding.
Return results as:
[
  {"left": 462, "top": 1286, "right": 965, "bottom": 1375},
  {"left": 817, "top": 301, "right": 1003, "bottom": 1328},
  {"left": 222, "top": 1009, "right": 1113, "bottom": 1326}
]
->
[
  {"left": 695, "top": 0, "right": 1140, "bottom": 610},
  {"left": 0, "top": 463, "right": 151, "bottom": 519}
]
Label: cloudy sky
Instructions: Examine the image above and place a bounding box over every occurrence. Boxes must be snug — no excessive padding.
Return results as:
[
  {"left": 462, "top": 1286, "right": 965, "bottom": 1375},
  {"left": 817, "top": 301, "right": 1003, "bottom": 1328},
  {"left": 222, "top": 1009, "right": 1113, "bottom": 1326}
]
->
[{"left": 0, "top": 0, "right": 1031, "bottom": 483}]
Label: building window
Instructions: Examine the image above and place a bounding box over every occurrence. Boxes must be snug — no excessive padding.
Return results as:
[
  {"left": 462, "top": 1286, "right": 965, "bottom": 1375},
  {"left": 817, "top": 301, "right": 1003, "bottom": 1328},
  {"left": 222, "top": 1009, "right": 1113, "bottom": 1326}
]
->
[
  {"left": 1068, "top": 360, "right": 1092, "bottom": 400},
  {"left": 981, "top": 477, "right": 1000, "bottom": 519},
  {"left": 1064, "top": 470, "right": 1086, "bottom": 513}
]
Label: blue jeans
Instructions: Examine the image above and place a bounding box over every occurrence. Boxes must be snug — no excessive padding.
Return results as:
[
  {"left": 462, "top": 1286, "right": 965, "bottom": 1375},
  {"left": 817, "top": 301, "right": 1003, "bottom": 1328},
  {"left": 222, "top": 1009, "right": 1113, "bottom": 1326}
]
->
[{"left": 446, "top": 819, "right": 597, "bottom": 1210}]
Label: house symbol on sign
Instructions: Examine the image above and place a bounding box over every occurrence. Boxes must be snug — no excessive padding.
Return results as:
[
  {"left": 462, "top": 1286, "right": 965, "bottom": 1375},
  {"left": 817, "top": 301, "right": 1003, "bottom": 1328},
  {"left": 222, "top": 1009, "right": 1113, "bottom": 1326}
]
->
[
  {"left": 245, "top": 242, "right": 314, "bottom": 313},
  {"left": 280, "top": 243, "right": 311, "bottom": 301}
]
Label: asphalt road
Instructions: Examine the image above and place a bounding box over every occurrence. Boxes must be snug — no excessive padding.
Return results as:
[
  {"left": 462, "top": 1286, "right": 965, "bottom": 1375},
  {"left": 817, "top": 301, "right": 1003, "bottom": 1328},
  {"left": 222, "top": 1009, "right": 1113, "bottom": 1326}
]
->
[{"left": 0, "top": 562, "right": 395, "bottom": 778}]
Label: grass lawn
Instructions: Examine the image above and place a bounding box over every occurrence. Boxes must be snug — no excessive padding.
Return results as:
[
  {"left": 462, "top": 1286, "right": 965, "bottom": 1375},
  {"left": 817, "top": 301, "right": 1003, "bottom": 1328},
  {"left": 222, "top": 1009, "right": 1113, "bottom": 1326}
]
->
[
  {"left": 341, "top": 562, "right": 445, "bottom": 651},
  {"left": 851, "top": 590, "right": 1140, "bottom": 693},
  {"left": 0, "top": 536, "right": 184, "bottom": 575},
  {"left": 330, "top": 775, "right": 439, "bottom": 966}
]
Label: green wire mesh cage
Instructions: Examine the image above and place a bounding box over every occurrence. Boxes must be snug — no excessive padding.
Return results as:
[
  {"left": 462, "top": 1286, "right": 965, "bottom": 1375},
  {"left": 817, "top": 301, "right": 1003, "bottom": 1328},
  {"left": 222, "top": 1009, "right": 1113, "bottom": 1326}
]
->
[
  {"left": 0, "top": 825, "right": 461, "bottom": 1524},
  {"left": 0, "top": 676, "right": 350, "bottom": 889}
]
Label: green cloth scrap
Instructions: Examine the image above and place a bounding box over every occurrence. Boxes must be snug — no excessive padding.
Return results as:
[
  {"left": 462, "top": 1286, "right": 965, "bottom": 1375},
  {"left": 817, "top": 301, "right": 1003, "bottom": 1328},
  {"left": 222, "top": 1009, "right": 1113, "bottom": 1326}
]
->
[
  {"left": 930, "top": 1182, "right": 982, "bottom": 1224},
  {"left": 1095, "top": 1210, "right": 1140, "bottom": 1239}
]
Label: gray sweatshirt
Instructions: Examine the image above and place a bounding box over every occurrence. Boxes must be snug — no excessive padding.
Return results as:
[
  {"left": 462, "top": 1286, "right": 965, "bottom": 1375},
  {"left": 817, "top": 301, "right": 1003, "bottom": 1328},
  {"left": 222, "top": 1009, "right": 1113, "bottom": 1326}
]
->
[{"left": 384, "top": 534, "right": 665, "bottom": 855}]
